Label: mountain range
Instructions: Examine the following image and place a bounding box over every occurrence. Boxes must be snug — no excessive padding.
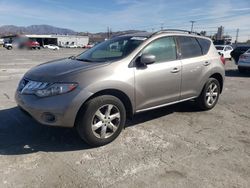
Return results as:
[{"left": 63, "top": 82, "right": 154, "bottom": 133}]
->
[
  {"left": 0, "top": 25, "right": 77, "bottom": 35},
  {"left": 0, "top": 24, "right": 146, "bottom": 42}
]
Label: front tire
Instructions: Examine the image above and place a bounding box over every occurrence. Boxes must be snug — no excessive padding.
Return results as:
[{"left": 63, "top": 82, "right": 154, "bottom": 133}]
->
[
  {"left": 196, "top": 78, "right": 220, "bottom": 110},
  {"left": 76, "top": 95, "right": 126, "bottom": 147}
]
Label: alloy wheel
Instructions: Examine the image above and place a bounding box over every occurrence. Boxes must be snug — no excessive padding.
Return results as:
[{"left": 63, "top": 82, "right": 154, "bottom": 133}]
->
[
  {"left": 205, "top": 82, "right": 219, "bottom": 106},
  {"left": 91, "top": 104, "right": 121, "bottom": 139}
]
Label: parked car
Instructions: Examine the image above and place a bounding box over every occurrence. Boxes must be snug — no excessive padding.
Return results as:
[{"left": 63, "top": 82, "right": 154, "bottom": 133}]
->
[
  {"left": 237, "top": 49, "right": 250, "bottom": 73},
  {"left": 230, "top": 45, "right": 250, "bottom": 63},
  {"left": 21, "top": 40, "right": 40, "bottom": 50},
  {"left": 66, "top": 44, "right": 77, "bottom": 48},
  {"left": 3, "top": 42, "right": 20, "bottom": 50},
  {"left": 84, "top": 42, "right": 100, "bottom": 49},
  {"left": 215, "top": 45, "right": 233, "bottom": 59},
  {"left": 4, "top": 42, "right": 13, "bottom": 50},
  {"left": 84, "top": 43, "right": 95, "bottom": 48},
  {"left": 16, "top": 30, "right": 225, "bottom": 146},
  {"left": 44, "top": 44, "right": 60, "bottom": 50}
]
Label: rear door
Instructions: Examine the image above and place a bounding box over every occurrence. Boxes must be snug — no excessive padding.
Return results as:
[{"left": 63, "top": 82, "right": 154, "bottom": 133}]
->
[
  {"left": 134, "top": 36, "right": 181, "bottom": 111},
  {"left": 176, "top": 36, "right": 210, "bottom": 99}
]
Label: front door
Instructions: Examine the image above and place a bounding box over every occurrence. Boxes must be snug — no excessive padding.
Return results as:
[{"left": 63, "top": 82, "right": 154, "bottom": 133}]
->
[{"left": 134, "top": 37, "right": 181, "bottom": 111}]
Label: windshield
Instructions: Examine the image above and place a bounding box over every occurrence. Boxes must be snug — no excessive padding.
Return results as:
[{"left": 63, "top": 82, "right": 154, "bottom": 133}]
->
[
  {"left": 76, "top": 36, "right": 146, "bottom": 62},
  {"left": 216, "top": 46, "right": 224, "bottom": 50}
]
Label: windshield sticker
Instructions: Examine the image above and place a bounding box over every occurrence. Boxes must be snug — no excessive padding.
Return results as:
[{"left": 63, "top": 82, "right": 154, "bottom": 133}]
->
[{"left": 130, "top": 37, "right": 147, "bottom": 41}]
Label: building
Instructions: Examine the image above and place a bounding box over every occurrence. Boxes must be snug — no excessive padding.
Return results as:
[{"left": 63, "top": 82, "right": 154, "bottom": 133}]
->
[
  {"left": 212, "top": 26, "right": 232, "bottom": 45},
  {"left": 24, "top": 35, "right": 89, "bottom": 47},
  {"left": 216, "top": 26, "right": 224, "bottom": 40},
  {"left": 1, "top": 34, "right": 89, "bottom": 47}
]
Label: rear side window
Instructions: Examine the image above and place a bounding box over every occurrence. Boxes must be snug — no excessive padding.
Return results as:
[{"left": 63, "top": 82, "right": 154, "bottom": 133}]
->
[
  {"left": 177, "top": 36, "right": 202, "bottom": 59},
  {"left": 197, "top": 38, "right": 211, "bottom": 54}
]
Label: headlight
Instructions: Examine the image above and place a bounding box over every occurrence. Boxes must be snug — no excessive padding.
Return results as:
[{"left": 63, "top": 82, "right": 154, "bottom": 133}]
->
[
  {"left": 20, "top": 79, "right": 78, "bottom": 97},
  {"left": 35, "top": 83, "right": 78, "bottom": 97}
]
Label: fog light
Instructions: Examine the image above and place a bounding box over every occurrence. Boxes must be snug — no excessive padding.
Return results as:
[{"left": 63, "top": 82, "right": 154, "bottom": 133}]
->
[{"left": 42, "top": 112, "right": 56, "bottom": 123}]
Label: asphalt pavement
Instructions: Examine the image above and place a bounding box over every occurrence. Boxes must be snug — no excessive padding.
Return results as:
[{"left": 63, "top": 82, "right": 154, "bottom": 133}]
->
[{"left": 0, "top": 48, "right": 250, "bottom": 188}]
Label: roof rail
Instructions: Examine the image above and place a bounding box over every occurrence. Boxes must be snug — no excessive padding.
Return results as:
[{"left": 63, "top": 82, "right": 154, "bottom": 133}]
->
[{"left": 150, "top": 29, "right": 201, "bottom": 37}]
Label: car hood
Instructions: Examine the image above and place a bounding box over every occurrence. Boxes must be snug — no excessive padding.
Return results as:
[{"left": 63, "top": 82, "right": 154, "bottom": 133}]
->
[{"left": 25, "top": 58, "right": 110, "bottom": 82}]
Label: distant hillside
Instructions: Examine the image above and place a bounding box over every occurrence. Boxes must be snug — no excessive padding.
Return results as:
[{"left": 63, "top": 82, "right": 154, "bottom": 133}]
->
[
  {"left": 0, "top": 24, "right": 146, "bottom": 42},
  {"left": 0, "top": 25, "right": 77, "bottom": 35}
]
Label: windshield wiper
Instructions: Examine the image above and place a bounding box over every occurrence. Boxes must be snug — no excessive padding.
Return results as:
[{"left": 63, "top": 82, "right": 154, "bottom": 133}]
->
[
  {"left": 69, "top": 56, "right": 76, "bottom": 60},
  {"left": 75, "top": 58, "right": 93, "bottom": 62}
]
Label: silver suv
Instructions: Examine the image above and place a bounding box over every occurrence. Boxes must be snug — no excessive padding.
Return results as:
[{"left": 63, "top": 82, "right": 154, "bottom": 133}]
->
[{"left": 16, "top": 30, "right": 225, "bottom": 146}]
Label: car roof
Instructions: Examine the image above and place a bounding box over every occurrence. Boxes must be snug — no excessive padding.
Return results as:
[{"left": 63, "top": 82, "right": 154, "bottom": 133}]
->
[
  {"left": 118, "top": 30, "right": 210, "bottom": 40},
  {"left": 116, "top": 32, "right": 153, "bottom": 38}
]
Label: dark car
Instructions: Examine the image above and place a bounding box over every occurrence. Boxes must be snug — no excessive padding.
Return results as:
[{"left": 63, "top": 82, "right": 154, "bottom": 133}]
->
[{"left": 230, "top": 46, "right": 250, "bottom": 63}]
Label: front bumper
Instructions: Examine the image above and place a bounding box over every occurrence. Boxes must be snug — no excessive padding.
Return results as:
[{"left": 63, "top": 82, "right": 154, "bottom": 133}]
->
[{"left": 15, "top": 88, "right": 92, "bottom": 128}]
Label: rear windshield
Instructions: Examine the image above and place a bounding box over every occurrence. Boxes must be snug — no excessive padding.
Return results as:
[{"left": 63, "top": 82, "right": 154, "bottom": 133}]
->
[{"left": 215, "top": 46, "right": 224, "bottom": 50}]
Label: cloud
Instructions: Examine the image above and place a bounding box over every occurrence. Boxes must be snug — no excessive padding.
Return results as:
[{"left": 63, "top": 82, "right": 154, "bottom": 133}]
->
[{"left": 0, "top": 0, "right": 249, "bottom": 41}]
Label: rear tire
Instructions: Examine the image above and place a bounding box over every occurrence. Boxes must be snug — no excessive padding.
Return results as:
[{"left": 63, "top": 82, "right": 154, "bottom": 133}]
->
[
  {"left": 76, "top": 95, "right": 126, "bottom": 147},
  {"left": 196, "top": 78, "right": 220, "bottom": 110}
]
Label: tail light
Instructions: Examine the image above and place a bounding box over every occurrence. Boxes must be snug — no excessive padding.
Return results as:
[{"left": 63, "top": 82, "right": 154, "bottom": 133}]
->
[{"left": 220, "top": 56, "right": 226, "bottom": 65}]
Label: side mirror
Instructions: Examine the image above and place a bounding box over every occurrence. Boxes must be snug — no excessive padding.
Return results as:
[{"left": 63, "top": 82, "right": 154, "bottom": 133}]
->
[{"left": 139, "top": 54, "right": 156, "bottom": 65}]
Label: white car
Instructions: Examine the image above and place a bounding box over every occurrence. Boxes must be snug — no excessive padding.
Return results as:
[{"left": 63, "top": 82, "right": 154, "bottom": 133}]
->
[
  {"left": 44, "top": 44, "right": 59, "bottom": 50},
  {"left": 215, "top": 45, "right": 233, "bottom": 59},
  {"left": 68, "top": 44, "right": 77, "bottom": 48},
  {"left": 237, "top": 49, "right": 250, "bottom": 73}
]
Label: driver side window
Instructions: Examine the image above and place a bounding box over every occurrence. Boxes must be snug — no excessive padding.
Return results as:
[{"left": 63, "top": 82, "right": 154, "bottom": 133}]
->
[{"left": 142, "top": 37, "right": 177, "bottom": 63}]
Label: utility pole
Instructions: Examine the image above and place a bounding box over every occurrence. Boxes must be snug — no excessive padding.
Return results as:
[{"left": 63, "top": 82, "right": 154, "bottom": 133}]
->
[
  {"left": 160, "top": 23, "right": 164, "bottom": 31},
  {"left": 107, "top": 26, "right": 111, "bottom": 39},
  {"left": 190, "top": 21, "right": 196, "bottom": 32},
  {"left": 235, "top": 28, "right": 239, "bottom": 46}
]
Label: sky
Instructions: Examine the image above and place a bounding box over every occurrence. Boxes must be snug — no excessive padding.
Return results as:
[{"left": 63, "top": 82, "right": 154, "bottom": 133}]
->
[{"left": 0, "top": 0, "right": 250, "bottom": 41}]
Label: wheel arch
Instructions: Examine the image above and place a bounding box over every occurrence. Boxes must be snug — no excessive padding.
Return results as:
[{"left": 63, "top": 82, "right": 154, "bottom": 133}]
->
[
  {"left": 74, "top": 89, "right": 134, "bottom": 127},
  {"left": 209, "top": 73, "right": 224, "bottom": 93}
]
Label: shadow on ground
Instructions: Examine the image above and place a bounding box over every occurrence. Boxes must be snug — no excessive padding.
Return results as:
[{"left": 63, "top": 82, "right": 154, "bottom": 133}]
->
[
  {"left": 226, "top": 69, "right": 250, "bottom": 77},
  {"left": 0, "top": 102, "right": 200, "bottom": 155}
]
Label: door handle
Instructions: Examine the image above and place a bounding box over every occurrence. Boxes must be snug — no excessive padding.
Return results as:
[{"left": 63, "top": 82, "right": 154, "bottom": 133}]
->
[
  {"left": 204, "top": 61, "right": 211, "bottom": 66},
  {"left": 171, "top": 67, "right": 180, "bottom": 73}
]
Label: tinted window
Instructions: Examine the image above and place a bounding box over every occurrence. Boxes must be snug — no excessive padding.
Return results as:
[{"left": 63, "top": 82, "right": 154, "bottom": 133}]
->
[
  {"left": 197, "top": 38, "right": 211, "bottom": 54},
  {"left": 215, "top": 46, "right": 224, "bottom": 50},
  {"left": 177, "top": 36, "right": 202, "bottom": 58},
  {"left": 237, "top": 47, "right": 250, "bottom": 52},
  {"left": 142, "top": 37, "right": 177, "bottom": 63}
]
